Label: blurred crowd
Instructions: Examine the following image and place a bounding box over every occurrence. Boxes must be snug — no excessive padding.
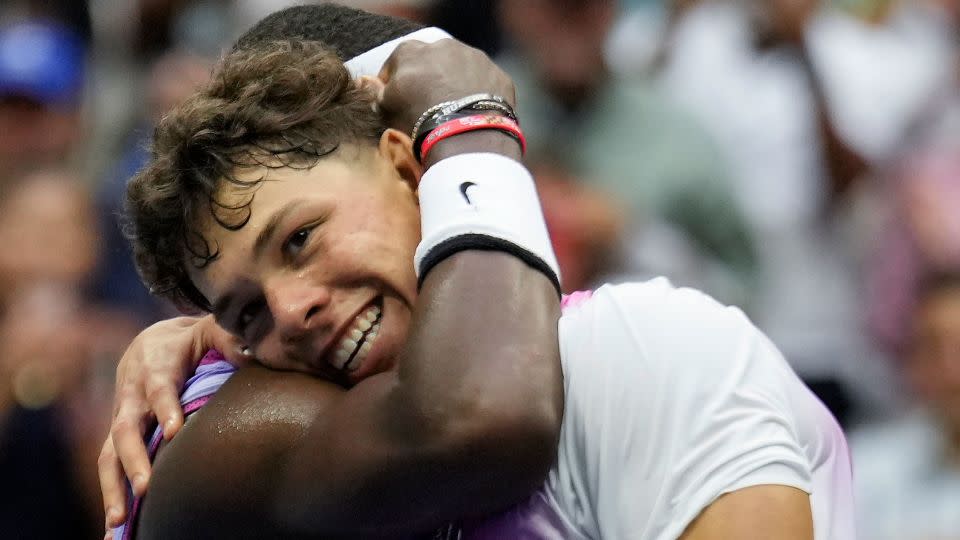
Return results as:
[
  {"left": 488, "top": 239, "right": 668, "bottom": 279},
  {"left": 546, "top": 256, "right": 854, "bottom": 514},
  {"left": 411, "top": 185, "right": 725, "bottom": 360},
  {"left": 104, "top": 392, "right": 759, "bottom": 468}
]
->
[{"left": 0, "top": 0, "right": 958, "bottom": 538}]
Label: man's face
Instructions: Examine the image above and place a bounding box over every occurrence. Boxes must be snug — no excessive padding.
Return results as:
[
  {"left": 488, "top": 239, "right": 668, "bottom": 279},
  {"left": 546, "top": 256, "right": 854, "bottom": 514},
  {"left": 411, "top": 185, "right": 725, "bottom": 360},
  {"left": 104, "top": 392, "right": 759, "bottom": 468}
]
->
[
  {"left": 190, "top": 143, "right": 422, "bottom": 385},
  {"left": 0, "top": 96, "right": 81, "bottom": 177},
  {"left": 0, "top": 171, "right": 97, "bottom": 290},
  {"left": 909, "top": 284, "right": 960, "bottom": 429}
]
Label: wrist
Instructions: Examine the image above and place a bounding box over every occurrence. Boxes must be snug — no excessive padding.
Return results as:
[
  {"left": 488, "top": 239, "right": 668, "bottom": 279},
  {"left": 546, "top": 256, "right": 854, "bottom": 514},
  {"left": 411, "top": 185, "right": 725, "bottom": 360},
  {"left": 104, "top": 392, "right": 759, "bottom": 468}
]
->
[
  {"left": 415, "top": 153, "right": 562, "bottom": 294},
  {"left": 423, "top": 129, "right": 523, "bottom": 170}
]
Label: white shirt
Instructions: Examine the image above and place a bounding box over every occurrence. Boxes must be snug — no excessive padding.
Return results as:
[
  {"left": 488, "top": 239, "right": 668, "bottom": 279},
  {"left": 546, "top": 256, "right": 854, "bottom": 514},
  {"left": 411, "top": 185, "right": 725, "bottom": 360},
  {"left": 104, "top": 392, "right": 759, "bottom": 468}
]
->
[{"left": 546, "top": 280, "right": 855, "bottom": 539}]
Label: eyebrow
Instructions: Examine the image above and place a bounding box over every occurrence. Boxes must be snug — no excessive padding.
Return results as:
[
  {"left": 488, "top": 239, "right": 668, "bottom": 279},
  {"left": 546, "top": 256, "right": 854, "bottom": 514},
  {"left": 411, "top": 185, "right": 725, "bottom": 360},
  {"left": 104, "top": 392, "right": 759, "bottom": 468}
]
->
[{"left": 252, "top": 200, "right": 306, "bottom": 260}]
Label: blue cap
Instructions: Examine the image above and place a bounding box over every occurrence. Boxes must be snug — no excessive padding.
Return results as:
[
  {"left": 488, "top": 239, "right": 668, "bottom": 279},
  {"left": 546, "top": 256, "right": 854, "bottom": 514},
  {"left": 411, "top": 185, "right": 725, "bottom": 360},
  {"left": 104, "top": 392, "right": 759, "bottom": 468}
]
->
[{"left": 0, "top": 21, "right": 86, "bottom": 107}]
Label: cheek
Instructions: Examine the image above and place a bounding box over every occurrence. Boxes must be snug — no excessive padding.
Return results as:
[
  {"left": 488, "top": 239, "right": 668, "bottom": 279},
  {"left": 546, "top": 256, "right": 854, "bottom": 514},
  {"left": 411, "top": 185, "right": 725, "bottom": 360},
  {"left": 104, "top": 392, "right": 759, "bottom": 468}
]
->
[
  {"left": 373, "top": 200, "right": 420, "bottom": 301},
  {"left": 328, "top": 199, "right": 419, "bottom": 295}
]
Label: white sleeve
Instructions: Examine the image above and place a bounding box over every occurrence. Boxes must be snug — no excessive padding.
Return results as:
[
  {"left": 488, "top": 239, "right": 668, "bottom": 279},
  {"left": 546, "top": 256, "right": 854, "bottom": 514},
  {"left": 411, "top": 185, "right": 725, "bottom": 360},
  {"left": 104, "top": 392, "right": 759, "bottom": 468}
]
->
[{"left": 551, "top": 280, "right": 813, "bottom": 540}]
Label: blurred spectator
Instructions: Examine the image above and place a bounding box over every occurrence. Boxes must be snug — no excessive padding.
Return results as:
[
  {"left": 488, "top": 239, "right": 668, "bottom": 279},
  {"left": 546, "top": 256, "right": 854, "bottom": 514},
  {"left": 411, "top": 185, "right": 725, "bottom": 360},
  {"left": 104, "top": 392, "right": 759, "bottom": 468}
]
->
[
  {"left": 92, "top": 50, "right": 211, "bottom": 322},
  {"left": 869, "top": 150, "right": 960, "bottom": 356},
  {"left": 0, "top": 170, "right": 134, "bottom": 539},
  {"left": 0, "top": 0, "right": 91, "bottom": 44},
  {"left": 0, "top": 20, "right": 86, "bottom": 183},
  {"left": 135, "top": 0, "right": 234, "bottom": 60},
  {"left": 534, "top": 164, "right": 626, "bottom": 292},
  {"left": 869, "top": 6, "right": 960, "bottom": 358},
  {"left": 619, "top": 0, "right": 957, "bottom": 423},
  {"left": 852, "top": 272, "right": 960, "bottom": 539},
  {"left": 800, "top": 0, "right": 953, "bottom": 163},
  {"left": 0, "top": 170, "right": 97, "bottom": 296},
  {"left": 496, "top": 0, "right": 758, "bottom": 306}
]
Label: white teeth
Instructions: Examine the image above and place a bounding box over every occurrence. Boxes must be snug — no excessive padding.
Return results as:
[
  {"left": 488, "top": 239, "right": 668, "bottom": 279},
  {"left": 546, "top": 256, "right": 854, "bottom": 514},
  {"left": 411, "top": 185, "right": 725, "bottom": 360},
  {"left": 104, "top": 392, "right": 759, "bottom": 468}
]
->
[
  {"left": 333, "top": 349, "right": 351, "bottom": 369},
  {"left": 329, "top": 303, "right": 383, "bottom": 372},
  {"left": 349, "top": 342, "right": 374, "bottom": 372}
]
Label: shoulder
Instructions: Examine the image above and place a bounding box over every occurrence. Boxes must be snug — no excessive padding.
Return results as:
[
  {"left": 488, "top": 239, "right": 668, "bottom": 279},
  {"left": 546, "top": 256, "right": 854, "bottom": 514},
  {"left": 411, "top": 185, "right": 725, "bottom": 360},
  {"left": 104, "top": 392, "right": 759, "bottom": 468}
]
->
[
  {"left": 137, "top": 366, "right": 343, "bottom": 540},
  {"left": 561, "top": 278, "right": 760, "bottom": 366},
  {"left": 553, "top": 280, "right": 822, "bottom": 538},
  {"left": 560, "top": 277, "right": 789, "bottom": 395},
  {"left": 561, "top": 279, "right": 805, "bottom": 422}
]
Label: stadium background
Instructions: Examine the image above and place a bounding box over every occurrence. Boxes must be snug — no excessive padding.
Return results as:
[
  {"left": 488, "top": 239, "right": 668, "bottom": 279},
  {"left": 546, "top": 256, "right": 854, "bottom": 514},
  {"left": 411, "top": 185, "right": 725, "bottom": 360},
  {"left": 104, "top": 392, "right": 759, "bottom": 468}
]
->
[{"left": 0, "top": 0, "right": 958, "bottom": 537}]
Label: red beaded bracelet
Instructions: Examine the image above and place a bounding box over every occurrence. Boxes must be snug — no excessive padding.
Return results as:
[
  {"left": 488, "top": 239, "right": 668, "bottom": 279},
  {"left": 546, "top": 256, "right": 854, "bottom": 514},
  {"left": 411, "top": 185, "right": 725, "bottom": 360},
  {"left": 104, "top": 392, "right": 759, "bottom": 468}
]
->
[{"left": 419, "top": 113, "right": 526, "bottom": 163}]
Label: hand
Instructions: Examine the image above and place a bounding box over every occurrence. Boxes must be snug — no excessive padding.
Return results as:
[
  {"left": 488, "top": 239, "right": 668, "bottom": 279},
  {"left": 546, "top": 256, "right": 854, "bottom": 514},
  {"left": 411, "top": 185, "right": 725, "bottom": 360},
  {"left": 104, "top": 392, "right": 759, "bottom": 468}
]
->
[
  {"left": 98, "top": 315, "right": 244, "bottom": 529},
  {"left": 371, "top": 39, "right": 517, "bottom": 135}
]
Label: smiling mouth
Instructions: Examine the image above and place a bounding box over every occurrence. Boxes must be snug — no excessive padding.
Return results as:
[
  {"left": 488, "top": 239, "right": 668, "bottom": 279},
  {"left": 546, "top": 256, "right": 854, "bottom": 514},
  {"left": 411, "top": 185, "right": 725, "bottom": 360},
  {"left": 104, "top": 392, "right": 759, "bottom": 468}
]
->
[{"left": 330, "top": 297, "right": 383, "bottom": 373}]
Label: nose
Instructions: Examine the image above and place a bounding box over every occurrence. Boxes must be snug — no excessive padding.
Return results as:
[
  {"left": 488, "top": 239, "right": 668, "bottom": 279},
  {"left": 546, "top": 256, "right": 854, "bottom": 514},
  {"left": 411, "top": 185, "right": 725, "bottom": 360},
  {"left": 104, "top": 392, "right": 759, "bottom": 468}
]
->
[{"left": 264, "top": 277, "right": 332, "bottom": 342}]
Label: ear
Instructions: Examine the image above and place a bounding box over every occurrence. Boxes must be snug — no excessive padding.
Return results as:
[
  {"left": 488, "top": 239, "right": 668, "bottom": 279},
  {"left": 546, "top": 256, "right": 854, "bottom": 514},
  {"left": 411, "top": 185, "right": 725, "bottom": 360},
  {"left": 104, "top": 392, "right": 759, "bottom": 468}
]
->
[{"left": 378, "top": 128, "right": 422, "bottom": 191}]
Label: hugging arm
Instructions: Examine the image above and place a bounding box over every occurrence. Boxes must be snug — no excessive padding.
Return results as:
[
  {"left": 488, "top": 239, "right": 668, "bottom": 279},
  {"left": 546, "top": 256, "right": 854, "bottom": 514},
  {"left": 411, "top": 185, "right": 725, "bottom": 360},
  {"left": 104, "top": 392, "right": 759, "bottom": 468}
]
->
[
  {"left": 102, "top": 40, "right": 564, "bottom": 535},
  {"left": 279, "top": 242, "right": 561, "bottom": 534},
  {"left": 139, "top": 247, "right": 560, "bottom": 539}
]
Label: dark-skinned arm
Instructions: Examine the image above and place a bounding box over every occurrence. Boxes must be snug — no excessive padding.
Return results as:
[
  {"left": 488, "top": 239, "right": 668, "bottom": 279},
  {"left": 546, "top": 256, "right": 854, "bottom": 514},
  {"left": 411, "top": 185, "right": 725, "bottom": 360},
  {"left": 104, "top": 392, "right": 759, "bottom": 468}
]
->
[
  {"left": 283, "top": 267, "right": 560, "bottom": 533},
  {"left": 278, "top": 40, "right": 564, "bottom": 533},
  {"left": 108, "top": 40, "right": 562, "bottom": 537},
  {"left": 137, "top": 133, "right": 562, "bottom": 539},
  {"left": 276, "top": 129, "right": 563, "bottom": 534}
]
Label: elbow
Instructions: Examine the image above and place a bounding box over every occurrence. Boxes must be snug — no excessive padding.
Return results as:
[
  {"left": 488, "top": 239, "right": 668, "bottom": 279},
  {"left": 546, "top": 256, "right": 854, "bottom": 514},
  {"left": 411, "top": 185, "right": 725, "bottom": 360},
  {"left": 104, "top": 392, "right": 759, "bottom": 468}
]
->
[
  {"left": 479, "top": 400, "right": 562, "bottom": 490},
  {"left": 435, "top": 368, "right": 564, "bottom": 498}
]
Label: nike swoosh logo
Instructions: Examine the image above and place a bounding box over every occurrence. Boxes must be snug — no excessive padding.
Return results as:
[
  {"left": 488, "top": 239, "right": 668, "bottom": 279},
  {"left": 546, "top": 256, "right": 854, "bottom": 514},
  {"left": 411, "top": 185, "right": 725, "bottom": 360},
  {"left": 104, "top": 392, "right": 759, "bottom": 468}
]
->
[{"left": 459, "top": 181, "right": 477, "bottom": 205}]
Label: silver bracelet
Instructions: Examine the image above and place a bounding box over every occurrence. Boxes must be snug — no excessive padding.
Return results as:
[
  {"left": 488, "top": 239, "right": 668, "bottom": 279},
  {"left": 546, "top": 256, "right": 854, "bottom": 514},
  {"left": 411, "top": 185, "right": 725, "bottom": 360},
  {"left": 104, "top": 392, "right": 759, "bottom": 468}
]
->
[
  {"left": 410, "top": 99, "right": 458, "bottom": 142},
  {"left": 468, "top": 100, "right": 518, "bottom": 122},
  {"left": 410, "top": 93, "right": 515, "bottom": 142}
]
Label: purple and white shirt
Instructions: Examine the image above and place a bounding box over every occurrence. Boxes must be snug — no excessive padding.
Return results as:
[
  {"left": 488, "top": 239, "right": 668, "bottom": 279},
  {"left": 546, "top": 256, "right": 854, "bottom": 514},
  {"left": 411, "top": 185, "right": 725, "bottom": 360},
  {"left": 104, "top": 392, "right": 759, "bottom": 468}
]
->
[{"left": 114, "top": 352, "right": 237, "bottom": 540}]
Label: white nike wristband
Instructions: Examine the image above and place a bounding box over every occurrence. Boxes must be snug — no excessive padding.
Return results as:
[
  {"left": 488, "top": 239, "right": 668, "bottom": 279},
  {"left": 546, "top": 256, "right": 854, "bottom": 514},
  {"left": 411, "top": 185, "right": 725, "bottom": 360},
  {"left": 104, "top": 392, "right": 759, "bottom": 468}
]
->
[{"left": 414, "top": 153, "right": 562, "bottom": 294}]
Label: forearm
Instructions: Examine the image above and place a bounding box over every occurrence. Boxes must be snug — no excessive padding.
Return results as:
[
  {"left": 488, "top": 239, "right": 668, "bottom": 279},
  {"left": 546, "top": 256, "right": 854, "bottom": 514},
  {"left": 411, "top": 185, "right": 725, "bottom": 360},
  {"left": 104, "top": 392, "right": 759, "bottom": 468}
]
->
[
  {"left": 278, "top": 134, "right": 563, "bottom": 534},
  {"left": 386, "top": 250, "right": 561, "bottom": 527},
  {"left": 394, "top": 250, "right": 562, "bottom": 440},
  {"left": 280, "top": 257, "right": 561, "bottom": 535},
  {"left": 392, "top": 132, "right": 561, "bottom": 450}
]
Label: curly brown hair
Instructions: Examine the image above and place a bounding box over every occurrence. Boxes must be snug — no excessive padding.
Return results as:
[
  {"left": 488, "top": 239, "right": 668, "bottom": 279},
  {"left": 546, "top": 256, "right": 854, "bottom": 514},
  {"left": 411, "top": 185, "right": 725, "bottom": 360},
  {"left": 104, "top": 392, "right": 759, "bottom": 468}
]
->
[{"left": 125, "top": 40, "right": 385, "bottom": 312}]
